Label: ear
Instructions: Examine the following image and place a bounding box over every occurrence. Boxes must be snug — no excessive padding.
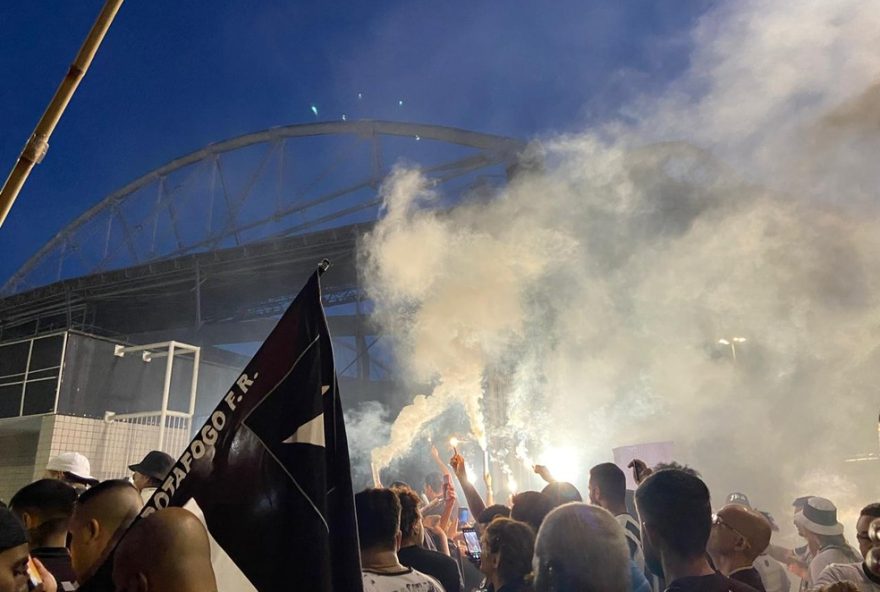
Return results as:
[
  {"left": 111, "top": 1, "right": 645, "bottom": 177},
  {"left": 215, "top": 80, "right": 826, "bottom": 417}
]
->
[
  {"left": 19, "top": 511, "right": 35, "bottom": 530},
  {"left": 394, "top": 531, "right": 402, "bottom": 551},
  {"left": 137, "top": 572, "right": 149, "bottom": 592},
  {"left": 87, "top": 518, "right": 101, "bottom": 542}
]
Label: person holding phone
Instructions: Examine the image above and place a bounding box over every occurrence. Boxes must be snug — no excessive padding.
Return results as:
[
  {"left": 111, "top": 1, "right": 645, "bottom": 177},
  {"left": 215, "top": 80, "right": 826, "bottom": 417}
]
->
[
  {"left": 394, "top": 486, "right": 464, "bottom": 592},
  {"left": 0, "top": 507, "right": 56, "bottom": 592}
]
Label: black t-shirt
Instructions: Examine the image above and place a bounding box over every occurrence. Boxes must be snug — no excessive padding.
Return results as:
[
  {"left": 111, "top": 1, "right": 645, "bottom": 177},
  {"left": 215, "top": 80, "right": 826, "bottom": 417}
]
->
[
  {"left": 729, "top": 568, "right": 765, "bottom": 592},
  {"left": 399, "top": 545, "right": 464, "bottom": 592},
  {"left": 31, "top": 547, "right": 78, "bottom": 591},
  {"left": 666, "top": 572, "right": 760, "bottom": 592}
]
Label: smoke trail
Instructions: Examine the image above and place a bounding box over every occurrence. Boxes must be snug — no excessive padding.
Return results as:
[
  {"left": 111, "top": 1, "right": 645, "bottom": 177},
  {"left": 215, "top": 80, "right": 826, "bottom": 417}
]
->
[{"left": 361, "top": 0, "right": 880, "bottom": 535}]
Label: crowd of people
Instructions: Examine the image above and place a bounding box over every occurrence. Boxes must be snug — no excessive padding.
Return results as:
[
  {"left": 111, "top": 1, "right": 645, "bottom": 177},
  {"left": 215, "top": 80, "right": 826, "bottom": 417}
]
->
[{"left": 0, "top": 446, "right": 877, "bottom": 592}]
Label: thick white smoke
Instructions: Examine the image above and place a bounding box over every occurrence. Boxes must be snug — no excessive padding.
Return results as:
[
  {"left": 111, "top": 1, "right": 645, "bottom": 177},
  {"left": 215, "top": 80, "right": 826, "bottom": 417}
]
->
[{"left": 360, "top": 0, "right": 880, "bottom": 541}]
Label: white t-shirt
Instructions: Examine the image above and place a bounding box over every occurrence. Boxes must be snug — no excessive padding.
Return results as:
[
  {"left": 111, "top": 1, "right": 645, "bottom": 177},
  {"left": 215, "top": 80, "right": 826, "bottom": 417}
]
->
[
  {"left": 362, "top": 567, "right": 445, "bottom": 592},
  {"left": 753, "top": 552, "right": 791, "bottom": 592},
  {"left": 815, "top": 563, "right": 880, "bottom": 592},
  {"left": 616, "top": 513, "right": 646, "bottom": 572}
]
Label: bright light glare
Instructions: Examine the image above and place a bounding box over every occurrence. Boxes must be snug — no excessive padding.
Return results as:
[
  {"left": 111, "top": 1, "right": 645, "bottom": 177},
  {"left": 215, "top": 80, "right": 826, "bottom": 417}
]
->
[
  {"left": 449, "top": 436, "right": 459, "bottom": 448},
  {"left": 539, "top": 445, "right": 581, "bottom": 484},
  {"left": 718, "top": 338, "right": 730, "bottom": 345},
  {"left": 508, "top": 476, "right": 518, "bottom": 493},
  {"left": 732, "top": 337, "right": 747, "bottom": 343}
]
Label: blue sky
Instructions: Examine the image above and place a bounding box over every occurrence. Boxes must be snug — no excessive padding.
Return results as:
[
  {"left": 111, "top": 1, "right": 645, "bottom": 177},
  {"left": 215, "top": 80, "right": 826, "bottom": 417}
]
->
[{"left": 0, "top": 1, "right": 712, "bottom": 286}]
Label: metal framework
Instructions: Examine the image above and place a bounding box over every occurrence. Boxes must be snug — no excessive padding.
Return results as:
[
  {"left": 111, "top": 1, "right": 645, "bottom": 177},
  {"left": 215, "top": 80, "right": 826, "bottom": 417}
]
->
[
  {"left": 3, "top": 120, "right": 525, "bottom": 296},
  {"left": 0, "top": 121, "right": 525, "bottom": 382}
]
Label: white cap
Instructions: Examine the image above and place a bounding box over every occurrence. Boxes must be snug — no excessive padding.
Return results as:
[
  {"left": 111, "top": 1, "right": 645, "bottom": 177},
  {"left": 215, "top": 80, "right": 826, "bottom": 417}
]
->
[{"left": 46, "top": 452, "right": 95, "bottom": 481}]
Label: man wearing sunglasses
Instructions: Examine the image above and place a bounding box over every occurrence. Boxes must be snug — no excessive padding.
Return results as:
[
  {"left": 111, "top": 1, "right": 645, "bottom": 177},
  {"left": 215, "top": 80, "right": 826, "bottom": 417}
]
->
[{"left": 707, "top": 505, "right": 772, "bottom": 592}]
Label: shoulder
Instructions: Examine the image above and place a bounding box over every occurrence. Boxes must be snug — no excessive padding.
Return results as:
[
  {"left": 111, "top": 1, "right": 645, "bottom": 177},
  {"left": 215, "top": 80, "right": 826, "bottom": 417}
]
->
[
  {"left": 412, "top": 568, "right": 446, "bottom": 591},
  {"left": 815, "top": 562, "right": 862, "bottom": 586}
]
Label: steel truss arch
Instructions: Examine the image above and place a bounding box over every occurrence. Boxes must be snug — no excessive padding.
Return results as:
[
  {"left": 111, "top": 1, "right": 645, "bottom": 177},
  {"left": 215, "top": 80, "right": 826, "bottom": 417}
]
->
[{"left": 4, "top": 120, "right": 525, "bottom": 295}]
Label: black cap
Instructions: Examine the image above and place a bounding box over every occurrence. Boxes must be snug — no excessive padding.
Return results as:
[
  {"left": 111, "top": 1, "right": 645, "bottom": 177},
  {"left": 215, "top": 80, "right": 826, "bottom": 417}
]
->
[
  {"left": 129, "top": 450, "right": 175, "bottom": 481},
  {"left": 0, "top": 507, "right": 27, "bottom": 552}
]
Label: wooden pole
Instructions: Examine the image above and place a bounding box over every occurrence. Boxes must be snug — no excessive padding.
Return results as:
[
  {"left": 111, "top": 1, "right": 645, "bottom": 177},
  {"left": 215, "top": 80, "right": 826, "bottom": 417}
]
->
[{"left": 0, "top": 0, "right": 124, "bottom": 227}]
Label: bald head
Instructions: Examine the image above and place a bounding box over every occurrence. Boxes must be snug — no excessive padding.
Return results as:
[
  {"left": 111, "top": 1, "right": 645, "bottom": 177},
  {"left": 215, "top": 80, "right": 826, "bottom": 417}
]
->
[
  {"left": 708, "top": 504, "right": 772, "bottom": 570},
  {"left": 113, "top": 508, "right": 217, "bottom": 592},
  {"left": 70, "top": 480, "right": 142, "bottom": 583}
]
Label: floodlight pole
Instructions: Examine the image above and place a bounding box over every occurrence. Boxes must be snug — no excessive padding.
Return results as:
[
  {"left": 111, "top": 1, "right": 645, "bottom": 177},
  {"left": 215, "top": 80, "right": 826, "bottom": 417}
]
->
[{"left": 0, "top": 0, "right": 124, "bottom": 228}]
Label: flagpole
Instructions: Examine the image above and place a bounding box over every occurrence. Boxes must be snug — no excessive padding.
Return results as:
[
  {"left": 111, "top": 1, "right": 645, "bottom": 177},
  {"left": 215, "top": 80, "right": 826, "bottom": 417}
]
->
[{"left": 0, "top": 0, "right": 124, "bottom": 228}]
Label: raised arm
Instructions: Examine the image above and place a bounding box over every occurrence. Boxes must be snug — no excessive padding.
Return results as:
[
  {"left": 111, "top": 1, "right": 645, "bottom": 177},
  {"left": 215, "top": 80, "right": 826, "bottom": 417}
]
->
[{"left": 450, "top": 452, "right": 487, "bottom": 518}]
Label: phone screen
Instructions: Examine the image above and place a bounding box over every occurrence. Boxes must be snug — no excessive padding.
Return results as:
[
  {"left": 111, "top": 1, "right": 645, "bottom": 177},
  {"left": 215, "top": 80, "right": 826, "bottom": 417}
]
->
[
  {"left": 458, "top": 507, "right": 470, "bottom": 525},
  {"left": 462, "top": 527, "right": 481, "bottom": 558}
]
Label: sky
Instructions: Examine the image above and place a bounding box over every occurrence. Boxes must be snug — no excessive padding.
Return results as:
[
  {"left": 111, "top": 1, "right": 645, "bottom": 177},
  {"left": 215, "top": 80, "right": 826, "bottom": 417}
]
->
[{"left": 0, "top": 0, "right": 712, "bottom": 285}]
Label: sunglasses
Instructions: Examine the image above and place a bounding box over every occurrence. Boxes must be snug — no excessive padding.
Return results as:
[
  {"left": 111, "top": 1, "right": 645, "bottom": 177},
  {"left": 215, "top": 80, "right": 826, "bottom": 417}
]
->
[{"left": 712, "top": 513, "right": 750, "bottom": 546}]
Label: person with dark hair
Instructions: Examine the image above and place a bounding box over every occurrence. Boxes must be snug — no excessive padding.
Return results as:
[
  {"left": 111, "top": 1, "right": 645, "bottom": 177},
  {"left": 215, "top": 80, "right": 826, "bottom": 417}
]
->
[
  {"left": 794, "top": 497, "right": 861, "bottom": 587},
  {"left": 635, "top": 470, "right": 757, "bottom": 592},
  {"left": 128, "top": 451, "right": 175, "bottom": 504},
  {"left": 510, "top": 492, "right": 554, "bottom": 533},
  {"left": 533, "top": 503, "right": 631, "bottom": 592},
  {"left": 8, "top": 480, "right": 78, "bottom": 590},
  {"left": 0, "top": 507, "right": 56, "bottom": 592},
  {"left": 69, "top": 479, "right": 142, "bottom": 589},
  {"left": 112, "top": 507, "right": 217, "bottom": 592},
  {"left": 355, "top": 488, "right": 443, "bottom": 591},
  {"left": 394, "top": 486, "right": 463, "bottom": 592},
  {"left": 707, "top": 504, "right": 771, "bottom": 591},
  {"left": 479, "top": 518, "right": 534, "bottom": 592},
  {"left": 477, "top": 506, "right": 511, "bottom": 531},
  {"left": 590, "top": 463, "right": 645, "bottom": 572},
  {"left": 541, "top": 482, "right": 582, "bottom": 508},
  {"left": 814, "top": 503, "right": 880, "bottom": 592},
  {"left": 768, "top": 496, "right": 816, "bottom": 589}
]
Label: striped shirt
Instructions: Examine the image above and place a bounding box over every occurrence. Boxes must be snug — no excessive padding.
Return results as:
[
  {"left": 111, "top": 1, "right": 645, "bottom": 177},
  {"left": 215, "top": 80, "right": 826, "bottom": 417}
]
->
[{"left": 617, "top": 513, "right": 646, "bottom": 572}]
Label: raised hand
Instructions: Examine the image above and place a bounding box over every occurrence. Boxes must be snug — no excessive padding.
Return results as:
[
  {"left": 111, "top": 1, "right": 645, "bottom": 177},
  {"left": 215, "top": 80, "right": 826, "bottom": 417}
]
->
[{"left": 627, "top": 459, "right": 652, "bottom": 485}]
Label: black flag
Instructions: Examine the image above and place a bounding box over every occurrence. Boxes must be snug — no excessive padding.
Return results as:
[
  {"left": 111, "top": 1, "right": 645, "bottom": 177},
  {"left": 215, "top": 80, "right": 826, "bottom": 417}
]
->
[{"left": 140, "top": 263, "right": 363, "bottom": 592}]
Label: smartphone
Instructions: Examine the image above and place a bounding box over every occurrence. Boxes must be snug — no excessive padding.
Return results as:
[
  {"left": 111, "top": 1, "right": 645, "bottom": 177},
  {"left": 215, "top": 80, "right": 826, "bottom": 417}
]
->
[
  {"left": 458, "top": 507, "right": 470, "bottom": 526},
  {"left": 461, "top": 526, "right": 481, "bottom": 562},
  {"left": 26, "top": 557, "right": 42, "bottom": 591},
  {"left": 442, "top": 474, "right": 453, "bottom": 501}
]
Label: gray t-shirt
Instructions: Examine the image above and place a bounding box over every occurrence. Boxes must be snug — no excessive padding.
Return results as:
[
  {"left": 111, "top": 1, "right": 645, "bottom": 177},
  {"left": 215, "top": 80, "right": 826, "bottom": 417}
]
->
[
  {"left": 809, "top": 547, "right": 862, "bottom": 585},
  {"left": 815, "top": 562, "right": 880, "bottom": 592}
]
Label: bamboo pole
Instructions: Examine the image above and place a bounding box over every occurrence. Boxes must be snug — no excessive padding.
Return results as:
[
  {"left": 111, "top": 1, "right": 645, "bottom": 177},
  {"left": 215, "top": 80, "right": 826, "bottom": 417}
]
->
[{"left": 0, "top": 0, "right": 124, "bottom": 228}]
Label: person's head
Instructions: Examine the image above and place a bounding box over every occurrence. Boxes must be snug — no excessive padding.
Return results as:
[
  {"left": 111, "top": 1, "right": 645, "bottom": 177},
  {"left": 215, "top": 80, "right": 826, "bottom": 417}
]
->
[
  {"left": 45, "top": 452, "right": 99, "bottom": 492},
  {"left": 533, "top": 503, "right": 630, "bottom": 592},
  {"left": 477, "top": 505, "right": 511, "bottom": 528},
  {"left": 480, "top": 518, "right": 535, "bottom": 588},
  {"left": 9, "top": 479, "right": 77, "bottom": 549},
  {"left": 424, "top": 473, "right": 442, "bottom": 500},
  {"left": 393, "top": 486, "right": 423, "bottom": 547},
  {"left": 588, "top": 463, "right": 626, "bottom": 510},
  {"left": 793, "top": 497, "right": 846, "bottom": 552},
  {"left": 128, "top": 451, "right": 175, "bottom": 493},
  {"left": 355, "top": 488, "right": 401, "bottom": 554},
  {"left": 707, "top": 504, "right": 772, "bottom": 569},
  {"left": 113, "top": 508, "right": 217, "bottom": 592},
  {"left": 856, "top": 503, "right": 880, "bottom": 559},
  {"left": 792, "top": 496, "right": 812, "bottom": 515},
  {"left": 511, "top": 491, "right": 555, "bottom": 533},
  {"left": 635, "top": 469, "right": 712, "bottom": 578},
  {"left": 0, "top": 508, "right": 29, "bottom": 592},
  {"left": 69, "top": 479, "right": 142, "bottom": 583},
  {"left": 542, "top": 482, "right": 583, "bottom": 508}
]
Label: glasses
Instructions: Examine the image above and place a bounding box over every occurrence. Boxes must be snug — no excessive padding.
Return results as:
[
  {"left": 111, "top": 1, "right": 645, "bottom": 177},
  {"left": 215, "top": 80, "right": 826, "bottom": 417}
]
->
[{"left": 712, "top": 514, "right": 750, "bottom": 546}]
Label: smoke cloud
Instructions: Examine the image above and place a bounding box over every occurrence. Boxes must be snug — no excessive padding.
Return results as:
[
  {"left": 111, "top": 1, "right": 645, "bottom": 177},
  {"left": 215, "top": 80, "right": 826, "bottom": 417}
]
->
[{"left": 359, "top": 0, "right": 880, "bottom": 541}]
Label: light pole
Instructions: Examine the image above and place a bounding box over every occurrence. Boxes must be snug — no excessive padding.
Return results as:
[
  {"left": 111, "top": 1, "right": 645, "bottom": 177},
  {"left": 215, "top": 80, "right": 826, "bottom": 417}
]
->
[{"left": 718, "top": 337, "right": 747, "bottom": 361}]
